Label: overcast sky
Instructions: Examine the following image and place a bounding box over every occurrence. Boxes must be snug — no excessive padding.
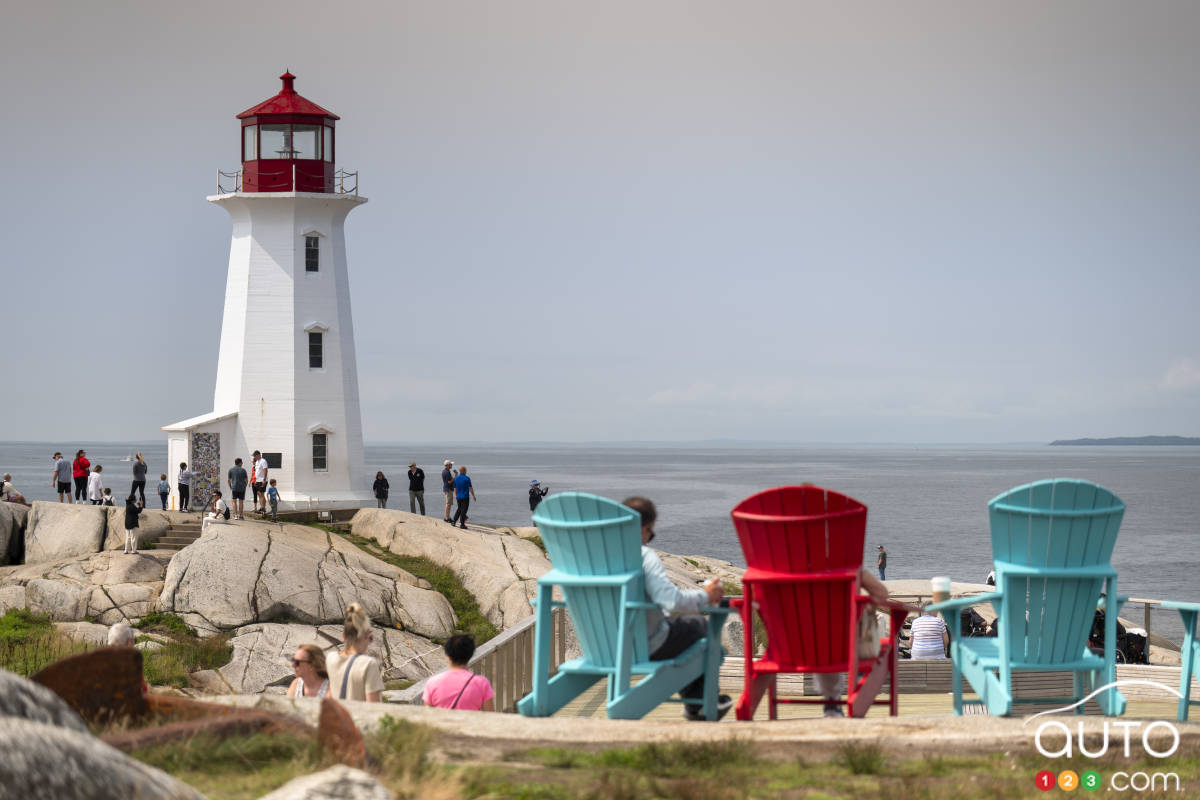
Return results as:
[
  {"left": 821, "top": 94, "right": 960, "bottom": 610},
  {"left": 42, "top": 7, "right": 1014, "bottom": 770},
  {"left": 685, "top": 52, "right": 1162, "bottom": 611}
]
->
[{"left": 2, "top": 1, "right": 1198, "bottom": 444}]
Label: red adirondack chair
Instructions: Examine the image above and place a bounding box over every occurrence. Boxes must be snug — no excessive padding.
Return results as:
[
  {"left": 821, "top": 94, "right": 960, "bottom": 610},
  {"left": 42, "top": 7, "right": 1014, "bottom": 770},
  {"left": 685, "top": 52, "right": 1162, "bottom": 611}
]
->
[{"left": 730, "top": 486, "right": 915, "bottom": 720}]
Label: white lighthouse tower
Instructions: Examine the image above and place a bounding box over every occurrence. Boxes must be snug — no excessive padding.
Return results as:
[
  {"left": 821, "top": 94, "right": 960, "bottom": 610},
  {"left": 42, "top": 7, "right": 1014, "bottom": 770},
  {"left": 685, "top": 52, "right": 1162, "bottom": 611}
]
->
[{"left": 164, "top": 72, "right": 371, "bottom": 508}]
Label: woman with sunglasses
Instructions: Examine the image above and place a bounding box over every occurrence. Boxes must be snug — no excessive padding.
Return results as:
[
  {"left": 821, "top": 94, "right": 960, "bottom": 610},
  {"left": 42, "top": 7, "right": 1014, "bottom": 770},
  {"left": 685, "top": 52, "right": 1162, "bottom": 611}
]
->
[{"left": 285, "top": 643, "right": 330, "bottom": 699}]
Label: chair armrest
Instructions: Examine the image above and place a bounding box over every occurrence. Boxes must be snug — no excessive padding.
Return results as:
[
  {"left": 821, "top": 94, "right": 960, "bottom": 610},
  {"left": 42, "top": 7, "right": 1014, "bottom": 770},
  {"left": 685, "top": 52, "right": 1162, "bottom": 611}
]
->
[
  {"left": 624, "top": 601, "right": 659, "bottom": 611},
  {"left": 926, "top": 592, "right": 1002, "bottom": 614},
  {"left": 537, "top": 568, "right": 641, "bottom": 588},
  {"left": 701, "top": 605, "right": 736, "bottom": 617},
  {"left": 1161, "top": 600, "right": 1200, "bottom": 613},
  {"left": 742, "top": 566, "right": 859, "bottom": 584}
]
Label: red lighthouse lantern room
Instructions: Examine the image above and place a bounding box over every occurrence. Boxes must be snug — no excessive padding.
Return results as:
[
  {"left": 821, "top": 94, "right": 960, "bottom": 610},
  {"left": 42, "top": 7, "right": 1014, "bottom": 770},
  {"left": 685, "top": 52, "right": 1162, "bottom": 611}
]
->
[{"left": 238, "top": 72, "right": 338, "bottom": 192}]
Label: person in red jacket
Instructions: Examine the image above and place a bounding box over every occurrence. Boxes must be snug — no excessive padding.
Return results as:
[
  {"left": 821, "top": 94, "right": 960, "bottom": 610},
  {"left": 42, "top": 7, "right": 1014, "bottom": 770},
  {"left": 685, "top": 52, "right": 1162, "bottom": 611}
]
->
[{"left": 72, "top": 449, "right": 91, "bottom": 504}]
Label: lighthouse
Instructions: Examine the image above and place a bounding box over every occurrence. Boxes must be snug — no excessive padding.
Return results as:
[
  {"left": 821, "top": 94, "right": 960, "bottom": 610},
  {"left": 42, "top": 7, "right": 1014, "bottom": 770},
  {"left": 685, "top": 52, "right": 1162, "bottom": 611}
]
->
[{"left": 163, "top": 72, "right": 371, "bottom": 509}]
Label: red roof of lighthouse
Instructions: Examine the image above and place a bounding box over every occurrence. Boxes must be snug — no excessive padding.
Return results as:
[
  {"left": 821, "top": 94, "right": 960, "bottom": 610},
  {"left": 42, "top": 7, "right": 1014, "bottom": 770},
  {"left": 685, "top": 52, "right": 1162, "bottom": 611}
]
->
[{"left": 236, "top": 72, "right": 340, "bottom": 120}]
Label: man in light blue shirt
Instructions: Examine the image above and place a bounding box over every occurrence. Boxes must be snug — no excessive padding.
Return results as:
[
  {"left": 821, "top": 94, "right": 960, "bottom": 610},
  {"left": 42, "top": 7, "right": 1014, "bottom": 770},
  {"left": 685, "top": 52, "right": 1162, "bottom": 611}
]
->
[{"left": 622, "top": 496, "right": 731, "bottom": 721}]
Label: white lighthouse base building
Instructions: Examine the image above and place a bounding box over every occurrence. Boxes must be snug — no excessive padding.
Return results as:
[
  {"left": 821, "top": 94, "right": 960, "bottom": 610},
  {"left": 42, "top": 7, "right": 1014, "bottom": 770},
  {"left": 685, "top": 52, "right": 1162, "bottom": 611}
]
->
[{"left": 163, "top": 191, "right": 372, "bottom": 510}]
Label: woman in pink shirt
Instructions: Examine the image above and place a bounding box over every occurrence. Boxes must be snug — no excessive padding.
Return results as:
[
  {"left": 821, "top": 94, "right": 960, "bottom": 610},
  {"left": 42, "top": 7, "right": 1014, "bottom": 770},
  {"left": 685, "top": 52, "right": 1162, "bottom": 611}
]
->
[{"left": 422, "top": 634, "right": 495, "bottom": 711}]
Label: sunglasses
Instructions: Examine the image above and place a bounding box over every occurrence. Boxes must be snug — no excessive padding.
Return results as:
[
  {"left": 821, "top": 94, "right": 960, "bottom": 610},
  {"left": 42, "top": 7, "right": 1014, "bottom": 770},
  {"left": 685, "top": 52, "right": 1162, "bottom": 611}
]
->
[{"left": 291, "top": 658, "right": 309, "bottom": 666}]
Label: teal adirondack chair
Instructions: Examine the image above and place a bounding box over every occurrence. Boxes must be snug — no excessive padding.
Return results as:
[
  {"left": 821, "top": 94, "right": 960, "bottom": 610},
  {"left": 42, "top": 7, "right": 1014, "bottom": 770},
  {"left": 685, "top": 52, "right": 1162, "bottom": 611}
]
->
[
  {"left": 517, "top": 492, "right": 732, "bottom": 720},
  {"left": 928, "top": 479, "right": 1127, "bottom": 717},
  {"left": 1160, "top": 600, "right": 1200, "bottom": 721}
]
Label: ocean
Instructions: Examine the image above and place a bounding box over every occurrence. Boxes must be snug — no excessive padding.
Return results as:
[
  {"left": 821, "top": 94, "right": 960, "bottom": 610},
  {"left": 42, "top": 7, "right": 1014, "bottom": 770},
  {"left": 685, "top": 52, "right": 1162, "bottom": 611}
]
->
[{"left": 4, "top": 441, "right": 1198, "bottom": 641}]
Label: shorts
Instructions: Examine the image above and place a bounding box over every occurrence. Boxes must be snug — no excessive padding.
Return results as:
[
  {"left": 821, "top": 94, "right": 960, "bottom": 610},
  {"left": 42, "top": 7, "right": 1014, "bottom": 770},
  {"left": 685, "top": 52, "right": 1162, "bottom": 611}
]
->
[
  {"left": 253, "top": 482, "right": 266, "bottom": 495},
  {"left": 444, "top": 490, "right": 454, "bottom": 505},
  {"left": 57, "top": 481, "right": 71, "bottom": 493},
  {"left": 231, "top": 488, "right": 246, "bottom": 500}
]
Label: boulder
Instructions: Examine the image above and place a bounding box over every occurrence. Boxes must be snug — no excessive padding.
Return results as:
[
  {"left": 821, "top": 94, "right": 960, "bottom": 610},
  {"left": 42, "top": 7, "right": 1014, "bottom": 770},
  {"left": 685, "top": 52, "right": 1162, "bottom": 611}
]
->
[
  {"left": 55, "top": 621, "right": 114, "bottom": 646},
  {"left": 0, "top": 717, "right": 205, "bottom": 800},
  {"left": 103, "top": 507, "right": 172, "bottom": 551},
  {"left": 350, "top": 509, "right": 551, "bottom": 628},
  {"left": 257, "top": 765, "right": 392, "bottom": 800},
  {"left": 159, "top": 523, "right": 455, "bottom": 638},
  {"left": 218, "top": 622, "right": 448, "bottom": 695},
  {"left": 0, "top": 502, "right": 29, "bottom": 565},
  {"left": 0, "top": 551, "right": 169, "bottom": 624},
  {"left": 24, "top": 502, "right": 107, "bottom": 564},
  {"left": 0, "top": 668, "right": 88, "bottom": 732}
]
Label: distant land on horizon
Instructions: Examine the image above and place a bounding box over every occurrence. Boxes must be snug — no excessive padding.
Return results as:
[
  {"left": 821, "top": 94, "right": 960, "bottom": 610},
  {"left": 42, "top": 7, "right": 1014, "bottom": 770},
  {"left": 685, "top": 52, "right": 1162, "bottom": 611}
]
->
[{"left": 1049, "top": 436, "right": 1200, "bottom": 446}]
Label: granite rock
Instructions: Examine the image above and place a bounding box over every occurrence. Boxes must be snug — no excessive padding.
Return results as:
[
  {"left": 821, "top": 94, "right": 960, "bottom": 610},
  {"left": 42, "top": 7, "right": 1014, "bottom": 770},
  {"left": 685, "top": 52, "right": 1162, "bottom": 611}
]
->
[
  {"left": 0, "top": 668, "right": 88, "bottom": 732},
  {"left": 0, "top": 502, "right": 29, "bottom": 565},
  {"left": 24, "top": 502, "right": 108, "bottom": 564},
  {"left": 103, "top": 507, "right": 172, "bottom": 551},
  {"left": 0, "top": 550, "right": 169, "bottom": 623},
  {"left": 0, "top": 717, "right": 205, "bottom": 800},
  {"left": 159, "top": 523, "right": 455, "bottom": 638},
  {"left": 256, "top": 765, "right": 392, "bottom": 800},
  {"left": 350, "top": 509, "right": 551, "bottom": 629}
]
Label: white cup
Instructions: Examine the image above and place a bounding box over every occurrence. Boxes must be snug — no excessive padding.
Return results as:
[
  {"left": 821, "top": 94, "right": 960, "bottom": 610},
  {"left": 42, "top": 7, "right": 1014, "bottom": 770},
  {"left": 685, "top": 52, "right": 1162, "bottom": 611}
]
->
[{"left": 931, "top": 576, "right": 951, "bottom": 605}]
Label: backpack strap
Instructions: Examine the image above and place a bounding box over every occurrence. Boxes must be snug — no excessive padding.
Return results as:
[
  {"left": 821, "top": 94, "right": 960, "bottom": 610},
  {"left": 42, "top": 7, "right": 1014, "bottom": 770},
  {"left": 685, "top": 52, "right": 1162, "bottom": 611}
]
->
[
  {"left": 338, "top": 653, "right": 362, "bottom": 700},
  {"left": 449, "top": 673, "right": 475, "bottom": 709}
]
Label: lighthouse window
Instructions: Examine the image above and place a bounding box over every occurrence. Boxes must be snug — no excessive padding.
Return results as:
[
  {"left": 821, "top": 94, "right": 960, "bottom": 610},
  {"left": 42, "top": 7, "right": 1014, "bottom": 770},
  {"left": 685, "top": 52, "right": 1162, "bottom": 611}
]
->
[
  {"left": 308, "top": 331, "right": 323, "bottom": 369},
  {"left": 261, "top": 125, "right": 293, "bottom": 158},
  {"left": 243, "top": 125, "right": 257, "bottom": 161},
  {"left": 305, "top": 236, "right": 319, "bottom": 272},
  {"left": 312, "top": 434, "right": 327, "bottom": 471},
  {"left": 323, "top": 126, "right": 334, "bottom": 162},
  {"left": 293, "top": 126, "right": 321, "bottom": 160}
]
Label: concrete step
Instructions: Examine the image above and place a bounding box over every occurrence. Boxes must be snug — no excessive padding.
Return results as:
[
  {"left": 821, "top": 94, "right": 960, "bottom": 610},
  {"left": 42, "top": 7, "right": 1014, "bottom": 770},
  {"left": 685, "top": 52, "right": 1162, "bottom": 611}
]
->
[{"left": 157, "top": 537, "right": 201, "bottom": 547}]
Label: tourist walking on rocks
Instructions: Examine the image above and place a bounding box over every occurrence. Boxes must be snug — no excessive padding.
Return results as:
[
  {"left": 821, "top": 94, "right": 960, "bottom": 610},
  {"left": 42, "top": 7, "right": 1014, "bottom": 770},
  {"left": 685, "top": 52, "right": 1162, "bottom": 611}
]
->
[
  {"left": 227, "top": 458, "right": 249, "bottom": 520},
  {"left": 87, "top": 464, "right": 104, "bottom": 505},
  {"left": 51, "top": 452, "right": 72, "bottom": 503},
  {"left": 451, "top": 466, "right": 476, "bottom": 529},
  {"left": 267, "top": 479, "right": 280, "bottom": 521},
  {"left": 622, "top": 496, "right": 732, "bottom": 721},
  {"left": 131, "top": 453, "right": 148, "bottom": 508},
  {"left": 372, "top": 471, "right": 389, "bottom": 508},
  {"left": 407, "top": 461, "right": 425, "bottom": 515},
  {"left": 327, "top": 603, "right": 383, "bottom": 702},
  {"left": 286, "top": 643, "right": 330, "bottom": 699},
  {"left": 423, "top": 634, "right": 495, "bottom": 711},
  {"left": 72, "top": 450, "right": 90, "bottom": 503},
  {"left": 528, "top": 480, "right": 548, "bottom": 513},
  {"left": 441, "top": 460, "right": 455, "bottom": 522},
  {"left": 156, "top": 474, "right": 170, "bottom": 510},
  {"left": 252, "top": 450, "right": 269, "bottom": 517},
  {"left": 876, "top": 545, "right": 887, "bottom": 581},
  {"left": 177, "top": 462, "right": 192, "bottom": 512},
  {"left": 1, "top": 474, "right": 28, "bottom": 505},
  {"left": 123, "top": 495, "right": 142, "bottom": 554}
]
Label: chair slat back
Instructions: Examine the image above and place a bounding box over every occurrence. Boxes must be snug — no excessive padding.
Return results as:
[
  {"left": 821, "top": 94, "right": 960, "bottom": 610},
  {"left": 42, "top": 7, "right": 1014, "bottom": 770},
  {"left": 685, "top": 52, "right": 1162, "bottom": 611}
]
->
[
  {"left": 532, "top": 492, "right": 648, "bottom": 668},
  {"left": 989, "top": 480, "right": 1125, "bottom": 666},
  {"left": 732, "top": 486, "right": 867, "bottom": 669}
]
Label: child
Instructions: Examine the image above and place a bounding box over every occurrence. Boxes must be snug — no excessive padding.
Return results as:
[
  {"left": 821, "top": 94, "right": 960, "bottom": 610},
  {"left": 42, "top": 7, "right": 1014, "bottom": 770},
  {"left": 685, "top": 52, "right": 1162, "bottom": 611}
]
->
[
  {"left": 267, "top": 478, "right": 280, "bottom": 521},
  {"left": 123, "top": 495, "right": 142, "bottom": 554},
  {"left": 157, "top": 474, "right": 171, "bottom": 510},
  {"left": 102, "top": 488, "right": 115, "bottom": 506}
]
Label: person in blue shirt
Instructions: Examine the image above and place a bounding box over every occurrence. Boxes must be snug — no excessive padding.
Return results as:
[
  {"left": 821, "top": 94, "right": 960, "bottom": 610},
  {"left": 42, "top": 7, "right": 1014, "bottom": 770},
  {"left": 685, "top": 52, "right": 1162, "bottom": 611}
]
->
[
  {"left": 451, "top": 466, "right": 477, "bottom": 529},
  {"left": 267, "top": 478, "right": 280, "bottom": 522},
  {"left": 622, "top": 496, "right": 731, "bottom": 721}
]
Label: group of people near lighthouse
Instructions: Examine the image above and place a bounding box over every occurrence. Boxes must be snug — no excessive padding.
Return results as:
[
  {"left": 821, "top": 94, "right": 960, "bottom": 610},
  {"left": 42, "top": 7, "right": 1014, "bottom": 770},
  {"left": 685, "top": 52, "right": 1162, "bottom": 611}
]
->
[{"left": 202, "top": 450, "right": 278, "bottom": 525}]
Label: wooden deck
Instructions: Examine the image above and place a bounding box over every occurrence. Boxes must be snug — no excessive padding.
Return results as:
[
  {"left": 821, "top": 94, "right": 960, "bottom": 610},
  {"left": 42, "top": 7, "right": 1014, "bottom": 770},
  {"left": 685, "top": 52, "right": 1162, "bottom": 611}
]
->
[{"left": 556, "top": 662, "right": 1187, "bottom": 721}]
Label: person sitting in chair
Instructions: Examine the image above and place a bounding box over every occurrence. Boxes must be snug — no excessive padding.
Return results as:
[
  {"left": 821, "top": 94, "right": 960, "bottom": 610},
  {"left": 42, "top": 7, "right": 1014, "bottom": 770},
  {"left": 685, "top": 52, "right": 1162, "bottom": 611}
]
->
[
  {"left": 622, "top": 496, "right": 731, "bottom": 721},
  {"left": 814, "top": 568, "right": 890, "bottom": 717}
]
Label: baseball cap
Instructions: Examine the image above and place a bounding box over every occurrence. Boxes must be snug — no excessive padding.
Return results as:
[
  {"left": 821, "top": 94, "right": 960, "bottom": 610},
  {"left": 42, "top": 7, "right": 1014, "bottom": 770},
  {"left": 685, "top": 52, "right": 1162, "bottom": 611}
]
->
[
  {"left": 530, "top": 480, "right": 540, "bottom": 486},
  {"left": 443, "top": 459, "right": 453, "bottom": 466},
  {"left": 409, "top": 461, "right": 417, "bottom": 467}
]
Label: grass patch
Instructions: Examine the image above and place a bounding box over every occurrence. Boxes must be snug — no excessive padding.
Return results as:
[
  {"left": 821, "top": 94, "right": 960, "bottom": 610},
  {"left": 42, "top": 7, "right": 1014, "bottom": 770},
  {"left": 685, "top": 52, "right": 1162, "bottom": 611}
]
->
[
  {"left": 531, "top": 739, "right": 757, "bottom": 778},
  {"left": 135, "top": 611, "right": 195, "bottom": 637},
  {"left": 526, "top": 535, "right": 546, "bottom": 553},
  {"left": 834, "top": 740, "right": 886, "bottom": 775},
  {"left": 385, "top": 678, "right": 416, "bottom": 691},
  {"left": 0, "top": 607, "right": 54, "bottom": 644},
  {"left": 125, "top": 715, "right": 451, "bottom": 800},
  {"left": 142, "top": 634, "right": 233, "bottom": 688},
  {"left": 331, "top": 528, "right": 499, "bottom": 644}
]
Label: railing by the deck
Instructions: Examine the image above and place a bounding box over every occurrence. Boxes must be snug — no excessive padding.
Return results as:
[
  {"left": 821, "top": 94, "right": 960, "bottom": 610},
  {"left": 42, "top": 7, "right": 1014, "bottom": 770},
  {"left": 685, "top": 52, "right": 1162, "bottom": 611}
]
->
[{"left": 403, "top": 606, "right": 570, "bottom": 712}]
